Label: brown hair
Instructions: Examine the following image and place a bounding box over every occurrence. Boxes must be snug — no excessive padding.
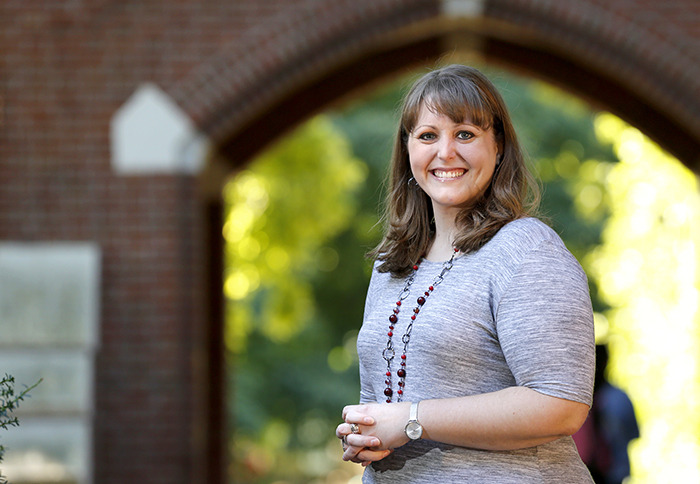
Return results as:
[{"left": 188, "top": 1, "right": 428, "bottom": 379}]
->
[{"left": 370, "top": 64, "right": 540, "bottom": 277}]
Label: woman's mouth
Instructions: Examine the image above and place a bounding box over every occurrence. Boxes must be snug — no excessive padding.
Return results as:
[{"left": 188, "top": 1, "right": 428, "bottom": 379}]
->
[{"left": 432, "top": 169, "right": 466, "bottom": 180}]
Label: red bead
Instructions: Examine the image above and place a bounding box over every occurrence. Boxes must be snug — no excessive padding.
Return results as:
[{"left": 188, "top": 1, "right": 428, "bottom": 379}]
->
[
  {"left": 389, "top": 325, "right": 394, "bottom": 330},
  {"left": 387, "top": 331, "right": 393, "bottom": 337},
  {"left": 385, "top": 380, "right": 390, "bottom": 385},
  {"left": 393, "top": 308, "right": 400, "bottom": 314},
  {"left": 454, "top": 247, "right": 459, "bottom": 252},
  {"left": 414, "top": 308, "right": 420, "bottom": 314},
  {"left": 400, "top": 361, "right": 406, "bottom": 366},
  {"left": 397, "top": 389, "right": 403, "bottom": 395},
  {"left": 389, "top": 314, "right": 397, "bottom": 323},
  {"left": 384, "top": 388, "right": 393, "bottom": 397},
  {"left": 396, "top": 301, "right": 401, "bottom": 306},
  {"left": 397, "top": 368, "right": 406, "bottom": 378},
  {"left": 398, "top": 381, "right": 404, "bottom": 386},
  {"left": 417, "top": 296, "right": 426, "bottom": 306},
  {"left": 429, "top": 286, "right": 434, "bottom": 291},
  {"left": 386, "top": 371, "right": 391, "bottom": 377},
  {"left": 413, "top": 265, "right": 419, "bottom": 270},
  {"left": 401, "top": 354, "right": 406, "bottom": 360},
  {"left": 386, "top": 399, "right": 392, "bottom": 403},
  {"left": 411, "top": 315, "right": 416, "bottom": 320},
  {"left": 425, "top": 291, "right": 430, "bottom": 296}
]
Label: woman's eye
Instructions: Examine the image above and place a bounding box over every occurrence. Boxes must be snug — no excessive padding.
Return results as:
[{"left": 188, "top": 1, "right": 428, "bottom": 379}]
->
[
  {"left": 418, "top": 132, "right": 436, "bottom": 141},
  {"left": 457, "top": 131, "right": 474, "bottom": 140}
]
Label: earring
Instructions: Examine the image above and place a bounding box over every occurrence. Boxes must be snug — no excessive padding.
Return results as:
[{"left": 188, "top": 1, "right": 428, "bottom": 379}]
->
[
  {"left": 496, "top": 154, "right": 502, "bottom": 165},
  {"left": 407, "top": 177, "right": 419, "bottom": 188}
]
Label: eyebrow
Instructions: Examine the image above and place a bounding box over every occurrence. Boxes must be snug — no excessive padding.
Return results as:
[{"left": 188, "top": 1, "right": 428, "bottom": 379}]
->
[{"left": 413, "top": 122, "right": 481, "bottom": 131}]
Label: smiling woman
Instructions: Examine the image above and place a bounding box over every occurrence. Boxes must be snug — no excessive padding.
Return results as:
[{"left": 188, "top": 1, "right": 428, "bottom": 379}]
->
[{"left": 337, "top": 65, "right": 595, "bottom": 483}]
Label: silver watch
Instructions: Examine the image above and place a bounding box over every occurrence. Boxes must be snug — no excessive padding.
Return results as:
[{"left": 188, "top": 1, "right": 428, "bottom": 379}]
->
[{"left": 404, "top": 401, "right": 423, "bottom": 440}]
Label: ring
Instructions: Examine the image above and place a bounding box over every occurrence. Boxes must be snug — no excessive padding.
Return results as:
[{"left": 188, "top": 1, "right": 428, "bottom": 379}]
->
[{"left": 350, "top": 423, "right": 360, "bottom": 434}]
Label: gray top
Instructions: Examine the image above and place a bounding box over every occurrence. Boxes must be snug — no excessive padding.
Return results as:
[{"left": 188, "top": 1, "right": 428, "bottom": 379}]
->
[{"left": 357, "top": 218, "right": 595, "bottom": 483}]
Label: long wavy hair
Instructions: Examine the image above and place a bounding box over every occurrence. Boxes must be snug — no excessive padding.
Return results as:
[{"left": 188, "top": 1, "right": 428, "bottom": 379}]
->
[{"left": 370, "top": 65, "right": 540, "bottom": 277}]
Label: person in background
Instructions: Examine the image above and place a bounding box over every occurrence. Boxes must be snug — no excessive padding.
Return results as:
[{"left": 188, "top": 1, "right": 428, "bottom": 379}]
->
[
  {"left": 335, "top": 64, "right": 596, "bottom": 483},
  {"left": 574, "top": 344, "right": 639, "bottom": 484}
]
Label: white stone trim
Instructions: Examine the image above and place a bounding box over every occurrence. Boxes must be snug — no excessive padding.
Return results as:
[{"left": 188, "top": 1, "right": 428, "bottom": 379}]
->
[
  {"left": 110, "top": 82, "right": 210, "bottom": 175},
  {"left": 441, "top": 0, "right": 485, "bottom": 18},
  {"left": 0, "top": 242, "right": 100, "bottom": 484}
]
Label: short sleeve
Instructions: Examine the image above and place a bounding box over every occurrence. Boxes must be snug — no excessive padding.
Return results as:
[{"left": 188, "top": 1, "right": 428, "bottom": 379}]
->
[{"left": 495, "top": 239, "right": 595, "bottom": 406}]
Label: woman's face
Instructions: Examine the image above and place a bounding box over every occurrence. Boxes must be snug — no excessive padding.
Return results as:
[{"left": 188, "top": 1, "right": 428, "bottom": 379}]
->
[{"left": 407, "top": 103, "right": 499, "bottom": 220}]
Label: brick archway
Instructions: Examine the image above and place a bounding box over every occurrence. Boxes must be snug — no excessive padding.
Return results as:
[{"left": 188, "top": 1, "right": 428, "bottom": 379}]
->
[{"left": 177, "top": 0, "right": 699, "bottom": 172}]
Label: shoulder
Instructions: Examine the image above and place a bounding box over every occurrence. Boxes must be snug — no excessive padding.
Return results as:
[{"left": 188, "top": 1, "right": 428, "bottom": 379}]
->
[
  {"left": 477, "top": 217, "right": 569, "bottom": 266},
  {"left": 474, "top": 217, "right": 587, "bottom": 287},
  {"left": 368, "top": 259, "right": 400, "bottom": 291},
  {"left": 490, "top": 217, "right": 563, "bottom": 251}
]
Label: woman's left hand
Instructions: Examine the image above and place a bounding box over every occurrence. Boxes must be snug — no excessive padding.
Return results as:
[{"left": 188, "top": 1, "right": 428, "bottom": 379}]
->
[{"left": 341, "top": 402, "right": 412, "bottom": 459}]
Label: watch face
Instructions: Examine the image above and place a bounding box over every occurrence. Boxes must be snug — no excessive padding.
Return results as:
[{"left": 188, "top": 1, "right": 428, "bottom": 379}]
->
[{"left": 405, "top": 421, "right": 423, "bottom": 440}]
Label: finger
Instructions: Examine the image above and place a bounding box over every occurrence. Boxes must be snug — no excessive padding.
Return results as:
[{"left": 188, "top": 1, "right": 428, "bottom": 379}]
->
[
  {"left": 343, "top": 444, "right": 391, "bottom": 462},
  {"left": 345, "top": 433, "right": 380, "bottom": 449},
  {"left": 355, "top": 448, "right": 393, "bottom": 463},
  {"left": 344, "top": 411, "right": 375, "bottom": 426},
  {"left": 335, "top": 423, "right": 361, "bottom": 442},
  {"left": 342, "top": 405, "right": 357, "bottom": 421},
  {"left": 335, "top": 423, "right": 349, "bottom": 439},
  {"left": 338, "top": 421, "right": 373, "bottom": 441},
  {"left": 342, "top": 444, "right": 362, "bottom": 462}
]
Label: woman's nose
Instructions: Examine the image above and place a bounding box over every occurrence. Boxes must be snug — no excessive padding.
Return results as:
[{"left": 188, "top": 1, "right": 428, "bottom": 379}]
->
[{"left": 437, "top": 137, "right": 457, "bottom": 160}]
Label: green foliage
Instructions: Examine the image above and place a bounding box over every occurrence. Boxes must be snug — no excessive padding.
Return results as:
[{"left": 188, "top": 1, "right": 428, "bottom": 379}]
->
[
  {"left": 225, "top": 116, "right": 370, "bottom": 482},
  {"left": 227, "top": 66, "right": 619, "bottom": 483},
  {"left": 0, "top": 374, "right": 41, "bottom": 482},
  {"left": 224, "top": 116, "right": 368, "bottom": 352}
]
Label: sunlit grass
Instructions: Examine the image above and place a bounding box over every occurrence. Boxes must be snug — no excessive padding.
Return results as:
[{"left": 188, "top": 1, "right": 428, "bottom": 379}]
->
[{"left": 589, "top": 114, "right": 700, "bottom": 483}]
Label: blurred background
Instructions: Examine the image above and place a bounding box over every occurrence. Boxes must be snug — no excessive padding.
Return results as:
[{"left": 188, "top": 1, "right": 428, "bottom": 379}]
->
[{"left": 1, "top": 1, "right": 699, "bottom": 484}]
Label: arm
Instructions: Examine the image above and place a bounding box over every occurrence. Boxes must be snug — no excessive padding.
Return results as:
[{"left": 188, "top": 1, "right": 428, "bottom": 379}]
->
[{"left": 342, "top": 386, "right": 589, "bottom": 460}]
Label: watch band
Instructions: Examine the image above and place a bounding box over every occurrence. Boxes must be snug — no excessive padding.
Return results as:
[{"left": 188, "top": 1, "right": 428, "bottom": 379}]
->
[{"left": 410, "top": 401, "right": 419, "bottom": 421}]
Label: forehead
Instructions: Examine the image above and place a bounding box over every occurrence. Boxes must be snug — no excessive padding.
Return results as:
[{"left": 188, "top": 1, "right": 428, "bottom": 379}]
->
[
  {"left": 412, "top": 102, "right": 494, "bottom": 134},
  {"left": 414, "top": 102, "right": 472, "bottom": 125},
  {"left": 407, "top": 93, "right": 492, "bottom": 131}
]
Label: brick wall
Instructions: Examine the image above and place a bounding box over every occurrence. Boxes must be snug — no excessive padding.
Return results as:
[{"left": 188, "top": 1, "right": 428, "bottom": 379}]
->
[{"left": 1, "top": 1, "right": 697, "bottom": 483}]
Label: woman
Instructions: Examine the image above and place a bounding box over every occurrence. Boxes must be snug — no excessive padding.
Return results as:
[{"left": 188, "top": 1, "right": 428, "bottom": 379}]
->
[{"left": 336, "top": 65, "right": 595, "bottom": 482}]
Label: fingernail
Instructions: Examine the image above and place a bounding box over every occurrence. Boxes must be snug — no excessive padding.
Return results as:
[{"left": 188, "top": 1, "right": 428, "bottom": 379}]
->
[
  {"left": 371, "top": 438, "right": 380, "bottom": 446},
  {"left": 364, "top": 417, "right": 374, "bottom": 424}
]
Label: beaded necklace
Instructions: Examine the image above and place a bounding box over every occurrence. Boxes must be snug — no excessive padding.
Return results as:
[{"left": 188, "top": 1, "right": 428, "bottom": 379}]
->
[{"left": 382, "top": 248, "right": 459, "bottom": 403}]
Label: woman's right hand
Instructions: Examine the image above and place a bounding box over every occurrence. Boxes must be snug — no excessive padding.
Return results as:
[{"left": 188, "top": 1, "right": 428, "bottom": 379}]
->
[{"left": 335, "top": 419, "right": 393, "bottom": 466}]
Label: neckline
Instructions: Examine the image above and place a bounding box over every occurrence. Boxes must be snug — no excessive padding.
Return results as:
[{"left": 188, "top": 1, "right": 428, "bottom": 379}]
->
[{"left": 421, "top": 252, "right": 464, "bottom": 265}]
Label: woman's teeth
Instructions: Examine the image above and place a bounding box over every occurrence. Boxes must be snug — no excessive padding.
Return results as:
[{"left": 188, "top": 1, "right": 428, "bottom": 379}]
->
[{"left": 433, "top": 169, "right": 465, "bottom": 179}]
